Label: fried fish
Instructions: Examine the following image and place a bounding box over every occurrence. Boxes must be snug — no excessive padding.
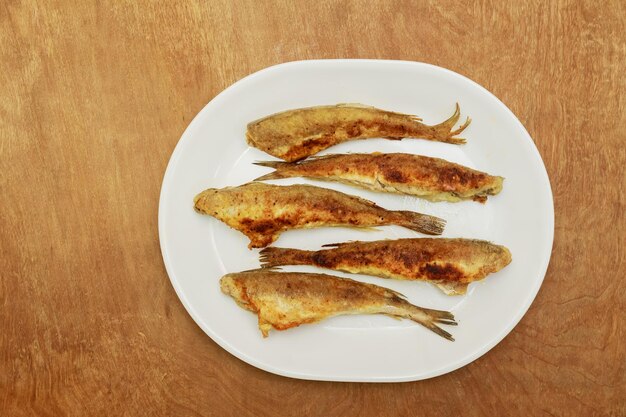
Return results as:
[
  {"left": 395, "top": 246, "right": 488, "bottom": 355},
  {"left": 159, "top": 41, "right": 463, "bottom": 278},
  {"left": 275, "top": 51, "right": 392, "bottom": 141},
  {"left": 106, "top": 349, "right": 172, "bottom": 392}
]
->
[
  {"left": 246, "top": 104, "right": 471, "bottom": 162},
  {"left": 220, "top": 270, "right": 457, "bottom": 340},
  {"left": 260, "top": 238, "right": 512, "bottom": 295},
  {"left": 254, "top": 153, "right": 503, "bottom": 203},
  {"left": 194, "top": 183, "right": 445, "bottom": 248}
]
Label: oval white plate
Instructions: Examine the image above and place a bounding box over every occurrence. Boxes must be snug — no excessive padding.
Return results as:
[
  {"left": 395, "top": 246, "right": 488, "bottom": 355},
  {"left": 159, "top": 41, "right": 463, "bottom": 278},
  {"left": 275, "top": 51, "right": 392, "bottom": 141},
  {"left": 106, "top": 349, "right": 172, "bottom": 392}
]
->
[{"left": 159, "top": 60, "right": 554, "bottom": 382}]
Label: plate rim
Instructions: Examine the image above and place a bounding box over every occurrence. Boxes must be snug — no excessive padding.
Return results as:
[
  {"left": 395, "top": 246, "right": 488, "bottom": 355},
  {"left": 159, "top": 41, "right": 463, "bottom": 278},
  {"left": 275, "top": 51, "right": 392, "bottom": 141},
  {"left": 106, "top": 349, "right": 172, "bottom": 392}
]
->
[{"left": 158, "top": 59, "right": 555, "bottom": 382}]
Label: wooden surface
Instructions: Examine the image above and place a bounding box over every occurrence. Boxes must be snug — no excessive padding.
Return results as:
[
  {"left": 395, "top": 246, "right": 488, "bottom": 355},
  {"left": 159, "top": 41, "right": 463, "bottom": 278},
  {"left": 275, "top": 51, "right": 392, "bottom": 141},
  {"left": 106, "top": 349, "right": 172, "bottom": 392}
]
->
[{"left": 1, "top": 1, "right": 624, "bottom": 415}]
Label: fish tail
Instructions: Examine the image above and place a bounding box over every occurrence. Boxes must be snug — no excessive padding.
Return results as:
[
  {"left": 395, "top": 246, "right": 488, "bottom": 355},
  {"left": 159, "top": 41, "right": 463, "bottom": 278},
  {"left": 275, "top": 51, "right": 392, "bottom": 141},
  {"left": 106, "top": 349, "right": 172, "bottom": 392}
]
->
[
  {"left": 394, "top": 210, "right": 445, "bottom": 235},
  {"left": 252, "top": 160, "right": 294, "bottom": 181},
  {"left": 406, "top": 306, "right": 457, "bottom": 341},
  {"left": 427, "top": 103, "right": 471, "bottom": 144},
  {"left": 259, "top": 247, "right": 313, "bottom": 268}
]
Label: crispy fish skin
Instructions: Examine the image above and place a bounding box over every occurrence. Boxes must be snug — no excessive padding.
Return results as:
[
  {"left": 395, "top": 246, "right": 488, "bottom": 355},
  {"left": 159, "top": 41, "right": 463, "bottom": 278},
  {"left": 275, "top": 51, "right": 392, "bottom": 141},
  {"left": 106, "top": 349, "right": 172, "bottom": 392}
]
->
[
  {"left": 246, "top": 104, "right": 471, "bottom": 162},
  {"left": 260, "top": 238, "right": 512, "bottom": 295},
  {"left": 220, "top": 270, "right": 457, "bottom": 340},
  {"left": 254, "top": 153, "right": 504, "bottom": 203},
  {"left": 194, "top": 183, "right": 445, "bottom": 248}
]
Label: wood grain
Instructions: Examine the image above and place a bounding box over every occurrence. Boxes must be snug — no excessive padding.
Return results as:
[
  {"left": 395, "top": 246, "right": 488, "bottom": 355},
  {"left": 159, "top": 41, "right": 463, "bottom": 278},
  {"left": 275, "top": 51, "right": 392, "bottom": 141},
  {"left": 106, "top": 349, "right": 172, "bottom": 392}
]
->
[{"left": 1, "top": 1, "right": 624, "bottom": 415}]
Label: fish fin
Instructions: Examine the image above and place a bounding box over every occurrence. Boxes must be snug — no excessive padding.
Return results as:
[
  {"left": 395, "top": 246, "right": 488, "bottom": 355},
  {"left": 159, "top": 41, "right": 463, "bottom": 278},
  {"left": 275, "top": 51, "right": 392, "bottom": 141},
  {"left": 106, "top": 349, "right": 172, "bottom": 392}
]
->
[
  {"left": 387, "top": 288, "right": 409, "bottom": 301},
  {"left": 427, "top": 103, "right": 471, "bottom": 144},
  {"left": 258, "top": 318, "right": 272, "bottom": 338},
  {"left": 259, "top": 247, "right": 313, "bottom": 267},
  {"left": 321, "top": 241, "right": 360, "bottom": 248},
  {"left": 336, "top": 103, "right": 377, "bottom": 109},
  {"left": 395, "top": 210, "right": 445, "bottom": 235},
  {"left": 356, "top": 226, "right": 381, "bottom": 232},
  {"left": 253, "top": 160, "right": 292, "bottom": 169},
  {"left": 247, "top": 233, "right": 278, "bottom": 249},
  {"left": 335, "top": 103, "right": 431, "bottom": 124},
  {"left": 238, "top": 266, "right": 283, "bottom": 273},
  {"left": 420, "top": 307, "right": 458, "bottom": 326},
  {"left": 301, "top": 154, "right": 344, "bottom": 161},
  {"left": 435, "top": 282, "right": 469, "bottom": 295},
  {"left": 252, "top": 160, "right": 294, "bottom": 181},
  {"left": 422, "top": 322, "right": 455, "bottom": 341},
  {"left": 406, "top": 306, "right": 457, "bottom": 341},
  {"left": 336, "top": 103, "right": 424, "bottom": 121}
]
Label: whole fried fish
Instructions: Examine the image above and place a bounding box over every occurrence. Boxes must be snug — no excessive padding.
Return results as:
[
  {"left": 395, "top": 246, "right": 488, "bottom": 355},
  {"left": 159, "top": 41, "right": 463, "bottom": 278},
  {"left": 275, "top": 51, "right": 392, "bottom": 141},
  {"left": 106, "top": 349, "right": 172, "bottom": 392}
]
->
[
  {"left": 221, "top": 270, "right": 457, "bottom": 340},
  {"left": 255, "top": 153, "right": 504, "bottom": 203},
  {"left": 246, "top": 104, "right": 471, "bottom": 162},
  {"left": 260, "top": 238, "right": 512, "bottom": 295},
  {"left": 194, "top": 183, "right": 444, "bottom": 248}
]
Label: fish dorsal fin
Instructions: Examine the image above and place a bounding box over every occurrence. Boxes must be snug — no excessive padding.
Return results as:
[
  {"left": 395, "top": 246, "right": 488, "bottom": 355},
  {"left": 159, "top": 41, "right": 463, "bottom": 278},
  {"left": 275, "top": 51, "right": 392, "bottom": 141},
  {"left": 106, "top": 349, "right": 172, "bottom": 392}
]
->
[
  {"left": 321, "top": 240, "right": 364, "bottom": 249},
  {"left": 335, "top": 103, "right": 423, "bottom": 121},
  {"left": 239, "top": 266, "right": 283, "bottom": 273},
  {"left": 435, "top": 282, "right": 469, "bottom": 296},
  {"left": 335, "top": 103, "right": 377, "bottom": 109},
  {"left": 304, "top": 154, "right": 345, "bottom": 161}
]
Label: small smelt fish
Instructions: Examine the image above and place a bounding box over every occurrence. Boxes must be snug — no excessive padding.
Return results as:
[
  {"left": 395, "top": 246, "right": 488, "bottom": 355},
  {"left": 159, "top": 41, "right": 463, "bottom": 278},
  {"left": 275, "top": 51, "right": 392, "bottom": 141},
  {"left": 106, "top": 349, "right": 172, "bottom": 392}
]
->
[
  {"left": 194, "top": 183, "right": 445, "bottom": 249},
  {"left": 246, "top": 104, "right": 471, "bottom": 162},
  {"left": 220, "top": 270, "right": 457, "bottom": 340},
  {"left": 260, "top": 238, "right": 512, "bottom": 295},
  {"left": 254, "top": 153, "right": 504, "bottom": 203}
]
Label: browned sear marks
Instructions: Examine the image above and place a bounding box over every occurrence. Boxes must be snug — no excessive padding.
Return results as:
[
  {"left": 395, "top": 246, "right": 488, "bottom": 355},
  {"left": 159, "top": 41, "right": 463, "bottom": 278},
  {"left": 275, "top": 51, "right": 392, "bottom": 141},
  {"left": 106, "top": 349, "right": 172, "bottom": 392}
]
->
[
  {"left": 193, "top": 182, "right": 445, "bottom": 248},
  {"left": 419, "top": 263, "right": 464, "bottom": 281},
  {"left": 254, "top": 153, "right": 503, "bottom": 203},
  {"left": 246, "top": 104, "right": 470, "bottom": 162},
  {"left": 259, "top": 238, "right": 512, "bottom": 295},
  {"left": 220, "top": 270, "right": 456, "bottom": 340}
]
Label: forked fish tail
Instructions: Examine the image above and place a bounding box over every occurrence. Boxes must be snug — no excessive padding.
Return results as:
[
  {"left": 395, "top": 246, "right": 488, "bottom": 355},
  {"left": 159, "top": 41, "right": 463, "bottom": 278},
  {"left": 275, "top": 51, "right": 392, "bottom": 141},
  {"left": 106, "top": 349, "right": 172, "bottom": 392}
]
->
[
  {"left": 405, "top": 305, "right": 457, "bottom": 341},
  {"left": 423, "top": 103, "right": 471, "bottom": 144},
  {"left": 393, "top": 210, "right": 445, "bottom": 235},
  {"left": 259, "top": 247, "right": 314, "bottom": 268},
  {"left": 252, "top": 160, "right": 294, "bottom": 181}
]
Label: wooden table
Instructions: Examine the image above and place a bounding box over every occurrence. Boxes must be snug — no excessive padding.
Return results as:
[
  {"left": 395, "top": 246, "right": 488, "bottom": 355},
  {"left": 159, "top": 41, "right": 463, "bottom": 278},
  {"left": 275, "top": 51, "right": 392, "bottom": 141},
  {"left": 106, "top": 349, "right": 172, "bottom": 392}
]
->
[{"left": 2, "top": 1, "right": 624, "bottom": 415}]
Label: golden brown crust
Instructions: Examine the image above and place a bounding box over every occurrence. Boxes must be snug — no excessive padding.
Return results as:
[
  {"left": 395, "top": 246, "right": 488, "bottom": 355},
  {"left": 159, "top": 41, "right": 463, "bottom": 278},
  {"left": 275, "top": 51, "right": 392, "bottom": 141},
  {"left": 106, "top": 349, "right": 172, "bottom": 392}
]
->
[
  {"left": 255, "top": 153, "right": 504, "bottom": 202},
  {"left": 246, "top": 104, "right": 471, "bottom": 161},
  {"left": 259, "top": 238, "right": 512, "bottom": 294},
  {"left": 194, "top": 183, "right": 444, "bottom": 248},
  {"left": 220, "top": 270, "right": 456, "bottom": 339}
]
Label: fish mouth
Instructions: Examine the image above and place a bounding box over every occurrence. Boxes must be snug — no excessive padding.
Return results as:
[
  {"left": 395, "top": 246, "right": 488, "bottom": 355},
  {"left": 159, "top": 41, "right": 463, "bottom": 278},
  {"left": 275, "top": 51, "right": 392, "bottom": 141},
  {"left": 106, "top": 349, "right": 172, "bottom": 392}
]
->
[
  {"left": 192, "top": 190, "right": 204, "bottom": 202},
  {"left": 193, "top": 189, "right": 218, "bottom": 212}
]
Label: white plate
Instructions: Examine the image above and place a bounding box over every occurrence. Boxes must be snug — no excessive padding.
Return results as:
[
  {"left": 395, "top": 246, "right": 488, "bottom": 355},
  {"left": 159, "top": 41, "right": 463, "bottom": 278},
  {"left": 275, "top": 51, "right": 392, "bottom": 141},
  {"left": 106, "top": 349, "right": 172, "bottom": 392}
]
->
[{"left": 159, "top": 60, "right": 554, "bottom": 382}]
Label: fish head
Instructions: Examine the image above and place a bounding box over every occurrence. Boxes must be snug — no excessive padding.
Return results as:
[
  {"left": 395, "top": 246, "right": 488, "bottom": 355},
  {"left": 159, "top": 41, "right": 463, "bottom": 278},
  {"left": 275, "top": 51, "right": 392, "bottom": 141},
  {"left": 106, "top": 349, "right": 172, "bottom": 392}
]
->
[
  {"left": 219, "top": 274, "right": 238, "bottom": 297},
  {"left": 193, "top": 188, "right": 222, "bottom": 214},
  {"left": 220, "top": 274, "right": 256, "bottom": 312}
]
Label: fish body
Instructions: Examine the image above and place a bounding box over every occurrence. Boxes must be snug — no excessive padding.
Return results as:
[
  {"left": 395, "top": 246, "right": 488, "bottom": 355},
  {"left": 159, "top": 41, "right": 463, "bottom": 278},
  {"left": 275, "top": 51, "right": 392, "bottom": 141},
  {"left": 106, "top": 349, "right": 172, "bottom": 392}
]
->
[
  {"left": 246, "top": 104, "right": 471, "bottom": 162},
  {"left": 255, "top": 153, "right": 503, "bottom": 203},
  {"left": 220, "top": 270, "right": 457, "bottom": 340},
  {"left": 260, "top": 238, "right": 512, "bottom": 295},
  {"left": 194, "top": 183, "right": 445, "bottom": 248}
]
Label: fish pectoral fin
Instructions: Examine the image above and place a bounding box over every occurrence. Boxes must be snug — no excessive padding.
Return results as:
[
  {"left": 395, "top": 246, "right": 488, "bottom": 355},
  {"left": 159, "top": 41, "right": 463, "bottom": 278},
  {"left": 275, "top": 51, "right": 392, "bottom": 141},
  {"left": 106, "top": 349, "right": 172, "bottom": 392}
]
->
[
  {"left": 435, "top": 282, "right": 469, "bottom": 296},
  {"left": 384, "top": 288, "right": 408, "bottom": 301},
  {"left": 235, "top": 300, "right": 254, "bottom": 312},
  {"left": 247, "top": 232, "right": 279, "bottom": 249},
  {"left": 258, "top": 318, "right": 272, "bottom": 338},
  {"left": 352, "top": 226, "right": 381, "bottom": 233}
]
